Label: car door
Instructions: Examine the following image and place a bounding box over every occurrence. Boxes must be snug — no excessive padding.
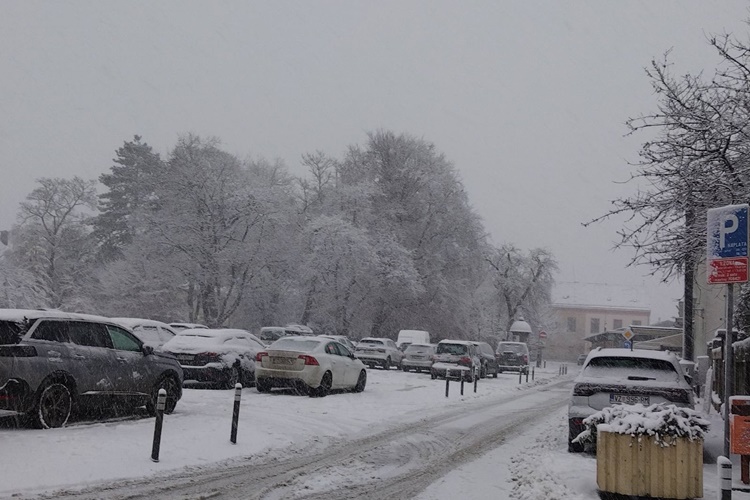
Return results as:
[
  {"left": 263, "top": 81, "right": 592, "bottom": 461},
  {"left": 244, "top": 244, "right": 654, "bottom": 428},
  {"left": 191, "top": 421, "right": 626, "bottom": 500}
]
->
[
  {"left": 105, "top": 324, "right": 152, "bottom": 396},
  {"left": 323, "top": 342, "right": 344, "bottom": 388},
  {"left": 333, "top": 342, "right": 360, "bottom": 386},
  {"left": 65, "top": 320, "right": 118, "bottom": 396},
  {"left": 386, "top": 340, "right": 403, "bottom": 364},
  {"left": 25, "top": 319, "right": 80, "bottom": 392}
]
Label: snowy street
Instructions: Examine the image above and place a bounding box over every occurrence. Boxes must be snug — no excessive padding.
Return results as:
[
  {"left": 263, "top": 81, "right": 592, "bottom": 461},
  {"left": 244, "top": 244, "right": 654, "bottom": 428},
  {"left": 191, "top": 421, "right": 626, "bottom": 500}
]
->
[{"left": 2, "top": 362, "right": 743, "bottom": 500}]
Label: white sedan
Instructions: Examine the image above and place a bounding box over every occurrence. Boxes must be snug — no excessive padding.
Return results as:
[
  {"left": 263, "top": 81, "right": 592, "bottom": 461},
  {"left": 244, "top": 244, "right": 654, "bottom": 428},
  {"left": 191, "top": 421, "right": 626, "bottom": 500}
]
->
[{"left": 255, "top": 336, "right": 367, "bottom": 397}]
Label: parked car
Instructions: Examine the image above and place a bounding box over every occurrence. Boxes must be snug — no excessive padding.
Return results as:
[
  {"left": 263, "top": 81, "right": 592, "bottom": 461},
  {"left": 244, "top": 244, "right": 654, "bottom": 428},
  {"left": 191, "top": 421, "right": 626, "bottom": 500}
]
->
[
  {"left": 169, "top": 322, "right": 208, "bottom": 332},
  {"left": 0, "top": 309, "right": 183, "bottom": 428},
  {"left": 577, "top": 353, "right": 588, "bottom": 365},
  {"left": 567, "top": 348, "right": 695, "bottom": 453},
  {"left": 255, "top": 336, "right": 367, "bottom": 396},
  {"left": 496, "top": 341, "right": 530, "bottom": 374},
  {"left": 401, "top": 343, "right": 436, "bottom": 373},
  {"left": 354, "top": 337, "right": 403, "bottom": 369},
  {"left": 259, "top": 325, "right": 315, "bottom": 344},
  {"left": 318, "top": 334, "right": 357, "bottom": 352},
  {"left": 162, "top": 328, "right": 265, "bottom": 389},
  {"left": 430, "top": 340, "right": 480, "bottom": 382},
  {"left": 473, "top": 341, "right": 499, "bottom": 378},
  {"left": 111, "top": 317, "right": 177, "bottom": 350}
]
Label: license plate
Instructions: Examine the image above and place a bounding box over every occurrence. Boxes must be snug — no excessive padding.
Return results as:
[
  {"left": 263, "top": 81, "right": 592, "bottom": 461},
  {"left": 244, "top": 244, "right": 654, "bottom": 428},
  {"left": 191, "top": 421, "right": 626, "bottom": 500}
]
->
[
  {"left": 176, "top": 354, "right": 193, "bottom": 361},
  {"left": 272, "top": 357, "right": 295, "bottom": 365},
  {"left": 610, "top": 394, "right": 650, "bottom": 405},
  {"left": 412, "top": 355, "right": 424, "bottom": 359}
]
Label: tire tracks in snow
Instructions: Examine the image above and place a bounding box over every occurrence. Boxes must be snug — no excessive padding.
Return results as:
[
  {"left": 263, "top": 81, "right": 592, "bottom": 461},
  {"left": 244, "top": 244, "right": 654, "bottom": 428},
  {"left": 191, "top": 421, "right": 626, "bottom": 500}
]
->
[{"left": 25, "top": 378, "right": 573, "bottom": 500}]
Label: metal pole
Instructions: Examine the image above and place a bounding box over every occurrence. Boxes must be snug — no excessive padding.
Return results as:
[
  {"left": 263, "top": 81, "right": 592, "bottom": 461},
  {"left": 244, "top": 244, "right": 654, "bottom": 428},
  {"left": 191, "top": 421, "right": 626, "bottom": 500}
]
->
[
  {"left": 532, "top": 366, "right": 535, "bottom": 381},
  {"left": 518, "top": 369, "right": 522, "bottom": 384},
  {"left": 474, "top": 374, "right": 478, "bottom": 393},
  {"left": 725, "top": 283, "right": 735, "bottom": 458},
  {"left": 150, "top": 388, "right": 167, "bottom": 462},
  {"left": 445, "top": 376, "right": 449, "bottom": 398},
  {"left": 460, "top": 377, "right": 465, "bottom": 395},
  {"left": 719, "top": 455, "right": 732, "bottom": 500},
  {"left": 525, "top": 368, "right": 529, "bottom": 383},
  {"left": 230, "top": 383, "right": 242, "bottom": 444}
]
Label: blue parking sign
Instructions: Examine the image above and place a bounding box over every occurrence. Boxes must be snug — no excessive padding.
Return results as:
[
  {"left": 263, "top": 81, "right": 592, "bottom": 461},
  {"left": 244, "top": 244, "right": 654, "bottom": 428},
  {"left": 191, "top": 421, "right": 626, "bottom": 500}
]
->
[{"left": 707, "top": 204, "right": 749, "bottom": 259}]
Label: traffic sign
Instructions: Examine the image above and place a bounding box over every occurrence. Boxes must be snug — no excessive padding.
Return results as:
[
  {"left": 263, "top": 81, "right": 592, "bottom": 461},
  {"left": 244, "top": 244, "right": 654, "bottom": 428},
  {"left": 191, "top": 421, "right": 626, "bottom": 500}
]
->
[
  {"left": 622, "top": 328, "right": 634, "bottom": 341},
  {"left": 539, "top": 331, "right": 547, "bottom": 340},
  {"left": 624, "top": 340, "right": 632, "bottom": 349},
  {"left": 707, "top": 204, "right": 749, "bottom": 284}
]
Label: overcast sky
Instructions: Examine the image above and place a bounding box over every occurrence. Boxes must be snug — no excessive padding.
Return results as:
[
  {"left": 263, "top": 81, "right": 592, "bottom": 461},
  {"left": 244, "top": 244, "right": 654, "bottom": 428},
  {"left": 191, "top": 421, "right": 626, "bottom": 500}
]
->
[{"left": 2, "top": 1, "right": 749, "bottom": 321}]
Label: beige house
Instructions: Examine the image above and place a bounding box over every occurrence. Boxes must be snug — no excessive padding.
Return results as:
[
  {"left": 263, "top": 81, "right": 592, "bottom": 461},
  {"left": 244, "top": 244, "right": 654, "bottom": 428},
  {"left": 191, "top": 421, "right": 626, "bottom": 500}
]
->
[{"left": 546, "top": 282, "right": 652, "bottom": 361}]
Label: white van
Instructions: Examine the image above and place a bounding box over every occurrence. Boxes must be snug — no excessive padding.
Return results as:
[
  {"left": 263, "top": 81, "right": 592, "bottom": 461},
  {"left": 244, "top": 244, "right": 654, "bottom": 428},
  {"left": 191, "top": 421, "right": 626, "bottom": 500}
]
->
[{"left": 396, "top": 329, "right": 430, "bottom": 350}]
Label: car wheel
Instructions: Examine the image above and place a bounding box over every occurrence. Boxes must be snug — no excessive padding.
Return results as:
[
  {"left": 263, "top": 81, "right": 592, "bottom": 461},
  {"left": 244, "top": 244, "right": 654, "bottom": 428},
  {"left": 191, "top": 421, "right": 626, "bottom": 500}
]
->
[
  {"left": 383, "top": 357, "right": 391, "bottom": 370},
  {"left": 402, "top": 366, "right": 409, "bottom": 372},
  {"left": 310, "top": 371, "right": 332, "bottom": 398},
  {"left": 33, "top": 382, "right": 72, "bottom": 429},
  {"left": 223, "top": 365, "right": 242, "bottom": 390},
  {"left": 256, "top": 378, "right": 271, "bottom": 393},
  {"left": 147, "top": 375, "right": 181, "bottom": 416},
  {"left": 493, "top": 370, "right": 498, "bottom": 379},
  {"left": 480, "top": 364, "right": 487, "bottom": 379},
  {"left": 353, "top": 370, "right": 367, "bottom": 393}
]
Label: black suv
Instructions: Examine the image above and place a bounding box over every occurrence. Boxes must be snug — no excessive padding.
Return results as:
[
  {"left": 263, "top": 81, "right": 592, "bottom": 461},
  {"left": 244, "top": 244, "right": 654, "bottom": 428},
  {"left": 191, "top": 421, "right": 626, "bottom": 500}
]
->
[
  {"left": 472, "top": 341, "right": 499, "bottom": 378},
  {"left": 0, "top": 309, "right": 183, "bottom": 428},
  {"left": 495, "top": 341, "right": 530, "bottom": 374}
]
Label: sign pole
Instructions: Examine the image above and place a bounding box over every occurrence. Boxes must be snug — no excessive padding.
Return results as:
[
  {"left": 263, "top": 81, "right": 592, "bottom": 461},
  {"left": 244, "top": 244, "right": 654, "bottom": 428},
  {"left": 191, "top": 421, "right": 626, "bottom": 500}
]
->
[{"left": 725, "top": 283, "right": 735, "bottom": 459}]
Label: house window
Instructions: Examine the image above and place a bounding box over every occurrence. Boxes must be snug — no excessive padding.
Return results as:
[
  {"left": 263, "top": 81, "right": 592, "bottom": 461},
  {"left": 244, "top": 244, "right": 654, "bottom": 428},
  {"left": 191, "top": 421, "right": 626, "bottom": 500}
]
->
[
  {"left": 613, "top": 319, "right": 623, "bottom": 330},
  {"left": 590, "top": 318, "right": 600, "bottom": 334},
  {"left": 567, "top": 317, "right": 576, "bottom": 333},
  {"left": 632, "top": 320, "right": 642, "bottom": 326}
]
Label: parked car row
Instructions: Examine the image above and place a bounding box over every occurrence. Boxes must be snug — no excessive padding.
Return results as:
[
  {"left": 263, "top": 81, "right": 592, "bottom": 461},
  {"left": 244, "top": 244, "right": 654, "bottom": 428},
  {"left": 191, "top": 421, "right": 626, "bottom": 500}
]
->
[{"left": 0, "top": 309, "right": 184, "bottom": 429}]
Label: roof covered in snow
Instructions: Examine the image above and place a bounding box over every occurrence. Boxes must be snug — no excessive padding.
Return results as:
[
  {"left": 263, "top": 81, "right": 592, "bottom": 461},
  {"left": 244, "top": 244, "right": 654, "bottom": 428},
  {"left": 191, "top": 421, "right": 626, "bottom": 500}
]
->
[{"left": 552, "top": 281, "right": 651, "bottom": 311}]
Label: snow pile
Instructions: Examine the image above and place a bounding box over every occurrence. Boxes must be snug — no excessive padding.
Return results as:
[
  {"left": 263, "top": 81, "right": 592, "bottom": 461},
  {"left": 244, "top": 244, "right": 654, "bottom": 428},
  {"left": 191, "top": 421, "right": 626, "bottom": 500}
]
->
[{"left": 574, "top": 403, "right": 709, "bottom": 446}]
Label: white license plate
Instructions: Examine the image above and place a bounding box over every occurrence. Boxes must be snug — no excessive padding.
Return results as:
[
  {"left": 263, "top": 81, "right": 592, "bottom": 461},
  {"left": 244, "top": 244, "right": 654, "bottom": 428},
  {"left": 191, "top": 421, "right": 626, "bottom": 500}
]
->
[
  {"left": 176, "top": 354, "right": 193, "bottom": 361},
  {"left": 412, "top": 355, "right": 425, "bottom": 359},
  {"left": 610, "top": 394, "right": 650, "bottom": 405},
  {"left": 272, "top": 357, "right": 295, "bottom": 365}
]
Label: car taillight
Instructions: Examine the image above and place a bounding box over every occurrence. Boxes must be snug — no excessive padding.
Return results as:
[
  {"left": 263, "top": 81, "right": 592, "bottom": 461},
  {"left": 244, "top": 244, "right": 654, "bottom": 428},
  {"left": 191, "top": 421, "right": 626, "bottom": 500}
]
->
[
  {"left": 298, "top": 354, "right": 319, "bottom": 366},
  {"left": 459, "top": 356, "right": 471, "bottom": 366},
  {"left": 522, "top": 355, "right": 528, "bottom": 364},
  {"left": 0, "top": 346, "right": 37, "bottom": 357},
  {"left": 256, "top": 351, "right": 268, "bottom": 362}
]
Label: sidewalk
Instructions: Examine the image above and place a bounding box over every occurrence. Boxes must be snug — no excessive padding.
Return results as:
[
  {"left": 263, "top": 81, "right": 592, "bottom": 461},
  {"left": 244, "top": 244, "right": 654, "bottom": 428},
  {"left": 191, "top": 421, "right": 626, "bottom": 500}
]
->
[{"left": 702, "top": 402, "right": 750, "bottom": 497}]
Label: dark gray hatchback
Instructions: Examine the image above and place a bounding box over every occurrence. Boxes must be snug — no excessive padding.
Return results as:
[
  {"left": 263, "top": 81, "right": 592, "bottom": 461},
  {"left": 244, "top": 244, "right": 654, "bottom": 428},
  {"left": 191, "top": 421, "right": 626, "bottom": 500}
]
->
[{"left": 0, "top": 309, "right": 183, "bottom": 428}]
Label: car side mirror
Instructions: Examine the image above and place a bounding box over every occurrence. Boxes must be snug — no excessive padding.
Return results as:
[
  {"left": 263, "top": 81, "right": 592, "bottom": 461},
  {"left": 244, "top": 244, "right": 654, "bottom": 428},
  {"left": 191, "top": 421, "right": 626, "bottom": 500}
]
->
[
  {"left": 684, "top": 374, "right": 693, "bottom": 385},
  {"left": 142, "top": 345, "right": 155, "bottom": 356}
]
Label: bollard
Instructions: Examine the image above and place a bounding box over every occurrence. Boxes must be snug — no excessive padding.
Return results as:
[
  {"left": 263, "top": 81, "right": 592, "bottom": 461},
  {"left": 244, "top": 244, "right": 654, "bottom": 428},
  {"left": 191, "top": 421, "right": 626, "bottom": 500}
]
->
[
  {"left": 150, "top": 388, "right": 167, "bottom": 462},
  {"left": 525, "top": 368, "right": 529, "bottom": 383},
  {"left": 474, "top": 373, "right": 478, "bottom": 393},
  {"left": 460, "top": 377, "right": 465, "bottom": 396},
  {"left": 719, "top": 455, "right": 732, "bottom": 500},
  {"left": 230, "top": 383, "right": 242, "bottom": 444},
  {"left": 518, "top": 369, "right": 522, "bottom": 384},
  {"left": 445, "top": 375, "right": 450, "bottom": 398},
  {"left": 544, "top": 360, "right": 546, "bottom": 368},
  {"left": 558, "top": 365, "right": 561, "bottom": 376},
  {"left": 532, "top": 366, "right": 535, "bottom": 381}
]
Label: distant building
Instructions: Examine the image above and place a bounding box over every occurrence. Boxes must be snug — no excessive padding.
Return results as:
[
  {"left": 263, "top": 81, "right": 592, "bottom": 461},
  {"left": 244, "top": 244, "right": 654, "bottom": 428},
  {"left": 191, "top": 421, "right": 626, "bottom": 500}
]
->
[{"left": 545, "top": 282, "right": 651, "bottom": 361}]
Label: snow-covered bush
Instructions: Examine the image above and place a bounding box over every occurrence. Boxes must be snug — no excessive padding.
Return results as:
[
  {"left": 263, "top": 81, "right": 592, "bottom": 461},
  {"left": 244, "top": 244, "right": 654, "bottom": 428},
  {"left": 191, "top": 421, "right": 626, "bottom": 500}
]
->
[{"left": 574, "top": 403, "right": 709, "bottom": 447}]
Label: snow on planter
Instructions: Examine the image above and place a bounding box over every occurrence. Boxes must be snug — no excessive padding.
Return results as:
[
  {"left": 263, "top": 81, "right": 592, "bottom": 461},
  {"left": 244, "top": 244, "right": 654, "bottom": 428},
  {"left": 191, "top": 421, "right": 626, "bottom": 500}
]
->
[{"left": 574, "top": 403, "right": 709, "bottom": 446}]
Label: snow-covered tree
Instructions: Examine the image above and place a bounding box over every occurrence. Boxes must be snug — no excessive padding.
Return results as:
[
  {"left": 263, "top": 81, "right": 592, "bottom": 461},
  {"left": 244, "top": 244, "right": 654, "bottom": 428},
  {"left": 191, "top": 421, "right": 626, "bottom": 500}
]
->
[{"left": 8, "top": 177, "right": 97, "bottom": 308}]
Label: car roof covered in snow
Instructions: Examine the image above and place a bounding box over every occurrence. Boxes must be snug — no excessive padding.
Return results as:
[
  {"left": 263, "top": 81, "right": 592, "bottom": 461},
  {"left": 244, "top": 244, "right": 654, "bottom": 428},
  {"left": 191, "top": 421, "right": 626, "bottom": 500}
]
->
[
  {"left": 587, "top": 347, "right": 680, "bottom": 363},
  {"left": 176, "top": 328, "right": 262, "bottom": 342},
  {"left": 438, "top": 339, "right": 476, "bottom": 346},
  {"left": 111, "top": 317, "right": 174, "bottom": 330}
]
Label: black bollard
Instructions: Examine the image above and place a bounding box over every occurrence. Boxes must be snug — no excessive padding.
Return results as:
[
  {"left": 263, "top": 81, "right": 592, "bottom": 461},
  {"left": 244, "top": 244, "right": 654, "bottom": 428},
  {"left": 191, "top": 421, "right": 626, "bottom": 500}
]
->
[
  {"left": 719, "top": 456, "right": 732, "bottom": 500},
  {"left": 532, "top": 366, "right": 535, "bottom": 381},
  {"left": 526, "top": 368, "right": 529, "bottom": 383},
  {"left": 150, "top": 388, "right": 167, "bottom": 462},
  {"left": 518, "top": 369, "right": 522, "bottom": 384},
  {"left": 544, "top": 360, "right": 546, "bottom": 368},
  {"left": 474, "top": 374, "right": 478, "bottom": 393},
  {"left": 445, "top": 376, "right": 450, "bottom": 398},
  {"left": 230, "top": 383, "right": 242, "bottom": 444},
  {"left": 460, "top": 377, "right": 465, "bottom": 395}
]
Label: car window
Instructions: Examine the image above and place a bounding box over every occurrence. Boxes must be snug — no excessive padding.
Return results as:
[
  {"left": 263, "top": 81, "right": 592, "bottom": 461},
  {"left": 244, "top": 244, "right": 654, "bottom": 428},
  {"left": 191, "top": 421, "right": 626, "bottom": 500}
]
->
[
  {"left": 106, "top": 325, "right": 142, "bottom": 352},
  {"left": 68, "top": 321, "right": 112, "bottom": 348},
  {"left": 134, "top": 325, "right": 162, "bottom": 344},
  {"left": 336, "top": 343, "right": 352, "bottom": 357},
  {"left": 0, "top": 320, "right": 26, "bottom": 344},
  {"left": 497, "top": 343, "right": 526, "bottom": 354},
  {"left": 437, "top": 343, "right": 467, "bottom": 355},
  {"left": 585, "top": 356, "right": 677, "bottom": 372},
  {"left": 359, "top": 339, "right": 383, "bottom": 345},
  {"left": 31, "top": 320, "right": 68, "bottom": 343},
  {"left": 158, "top": 326, "right": 177, "bottom": 342},
  {"left": 269, "top": 338, "right": 320, "bottom": 352},
  {"left": 325, "top": 342, "right": 338, "bottom": 355}
]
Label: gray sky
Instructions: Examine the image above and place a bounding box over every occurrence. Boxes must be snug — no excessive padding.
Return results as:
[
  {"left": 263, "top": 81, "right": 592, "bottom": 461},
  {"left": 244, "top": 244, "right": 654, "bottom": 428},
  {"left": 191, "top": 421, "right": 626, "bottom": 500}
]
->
[{"left": 2, "top": 0, "right": 748, "bottom": 321}]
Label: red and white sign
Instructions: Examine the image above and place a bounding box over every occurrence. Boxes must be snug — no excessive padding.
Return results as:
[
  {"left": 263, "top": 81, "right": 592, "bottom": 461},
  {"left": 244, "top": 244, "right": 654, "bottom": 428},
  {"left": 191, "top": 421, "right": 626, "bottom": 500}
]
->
[
  {"left": 708, "top": 257, "right": 749, "bottom": 284},
  {"left": 538, "top": 331, "right": 547, "bottom": 339}
]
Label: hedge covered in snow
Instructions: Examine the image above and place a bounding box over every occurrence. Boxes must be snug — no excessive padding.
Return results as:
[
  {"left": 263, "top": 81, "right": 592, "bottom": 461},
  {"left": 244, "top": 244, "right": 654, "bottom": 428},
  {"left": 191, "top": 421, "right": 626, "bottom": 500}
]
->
[{"left": 574, "top": 403, "right": 709, "bottom": 447}]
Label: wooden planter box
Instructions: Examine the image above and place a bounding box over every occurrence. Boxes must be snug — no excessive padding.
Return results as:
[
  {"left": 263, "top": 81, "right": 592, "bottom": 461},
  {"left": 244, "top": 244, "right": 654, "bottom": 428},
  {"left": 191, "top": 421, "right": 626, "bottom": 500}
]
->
[{"left": 597, "top": 429, "right": 703, "bottom": 499}]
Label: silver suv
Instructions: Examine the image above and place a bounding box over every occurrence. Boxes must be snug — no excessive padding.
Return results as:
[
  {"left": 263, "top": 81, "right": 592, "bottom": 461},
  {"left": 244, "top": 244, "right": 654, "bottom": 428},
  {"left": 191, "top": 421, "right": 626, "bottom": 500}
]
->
[{"left": 0, "top": 309, "right": 183, "bottom": 428}]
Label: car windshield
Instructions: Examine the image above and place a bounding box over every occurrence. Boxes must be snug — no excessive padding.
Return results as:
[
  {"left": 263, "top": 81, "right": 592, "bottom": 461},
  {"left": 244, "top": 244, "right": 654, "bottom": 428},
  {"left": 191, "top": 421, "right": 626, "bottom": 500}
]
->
[
  {"left": 583, "top": 356, "right": 681, "bottom": 383},
  {"left": 269, "top": 338, "right": 320, "bottom": 352},
  {"left": 359, "top": 339, "right": 383, "bottom": 345},
  {"left": 405, "top": 344, "right": 432, "bottom": 353},
  {"left": 0, "top": 320, "right": 25, "bottom": 344},
  {"left": 133, "top": 327, "right": 161, "bottom": 344},
  {"left": 437, "top": 343, "right": 467, "bottom": 355},
  {"left": 497, "top": 343, "right": 525, "bottom": 354},
  {"left": 167, "top": 334, "right": 221, "bottom": 347}
]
